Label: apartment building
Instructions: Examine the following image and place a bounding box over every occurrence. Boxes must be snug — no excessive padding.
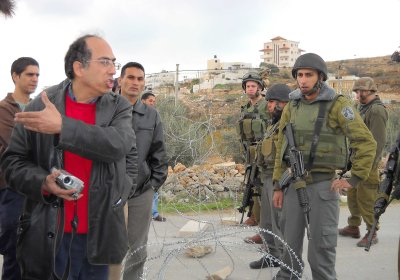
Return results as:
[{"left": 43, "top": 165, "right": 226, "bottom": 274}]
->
[{"left": 259, "top": 36, "right": 304, "bottom": 67}]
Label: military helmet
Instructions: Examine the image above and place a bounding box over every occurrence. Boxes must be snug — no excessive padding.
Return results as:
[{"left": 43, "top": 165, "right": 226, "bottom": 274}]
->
[
  {"left": 242, "top": 71, "right": 265, "bottom": 91},
  {"left": 265, "top": 84, "right": 291, "bottom": 102},
  {"left": 352, "top": 77, "right": 377, "bottom": 92},
  {"left": 292, "top": 53, "right": 328, "bottom": 81}
]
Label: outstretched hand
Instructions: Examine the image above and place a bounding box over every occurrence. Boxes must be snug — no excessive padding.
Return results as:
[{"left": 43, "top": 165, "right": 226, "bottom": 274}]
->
[{"left": 14, "top": 91, "right": 62, "bottom": 134}]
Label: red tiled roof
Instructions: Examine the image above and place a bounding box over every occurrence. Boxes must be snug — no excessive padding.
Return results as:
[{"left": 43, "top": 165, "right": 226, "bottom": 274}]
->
[{"left": 271, "top": 36, "right": 286, "bottom": 41}]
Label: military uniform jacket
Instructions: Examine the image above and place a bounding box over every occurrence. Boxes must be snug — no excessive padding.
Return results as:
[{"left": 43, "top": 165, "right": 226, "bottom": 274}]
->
[
  {"left": 256, "top": 121, "right": 279, "bottom": 178},
  {"left": 358, "top": 96, "right": 388, "bottom": 184},
  {"left": 237, "top": 98, "right": 269, "bottom": 164},
  {"left": 272, "top": 83, "right": 377, "bottom": 187}
]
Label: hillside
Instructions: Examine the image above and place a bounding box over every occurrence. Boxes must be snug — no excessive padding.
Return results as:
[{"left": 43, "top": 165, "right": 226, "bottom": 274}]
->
[
  {"left": 157, "top": 55, "right": 400, "bottom": 166},
  {"left": 177, "top": 55, "right": 400, "bottom": 128},
  {"left": 326, "top": 55, "right": 400, "bottom": 95}
]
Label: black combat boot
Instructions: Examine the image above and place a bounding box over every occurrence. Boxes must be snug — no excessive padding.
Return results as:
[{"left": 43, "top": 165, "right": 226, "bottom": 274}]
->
[{"left": 249, "top": 256, "right": 280, "bottom": 269}]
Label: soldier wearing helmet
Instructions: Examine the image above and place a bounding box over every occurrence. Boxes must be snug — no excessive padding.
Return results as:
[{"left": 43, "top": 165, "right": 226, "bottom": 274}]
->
[
  {"left": 291, "top": 53, "right": 328, "bottom": 97},
  {"left": 241, "top": 71, "right": 265, "bottom": 98},
  {"left": 237, "top": 71, "right": 268, "bottom": 228},
  {"left": 353, "top": 77, "right": 378, "bottom": 103},
  {"left": 272, "top": 53, "right": 376, "bottom": 279},
  {"left": 339, "top": 77, "right": 388, "bottom": 247},
  {"left": 265, "top": 84, "right": 290, "bottom": 124},
  {"left": 248, "top": 84, "right": 291, "bottom": 269}
]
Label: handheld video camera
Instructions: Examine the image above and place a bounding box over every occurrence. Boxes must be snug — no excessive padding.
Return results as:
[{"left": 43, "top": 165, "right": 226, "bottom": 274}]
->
[{"left": 51, "top": 167, "right": 84, "bottom": 199}]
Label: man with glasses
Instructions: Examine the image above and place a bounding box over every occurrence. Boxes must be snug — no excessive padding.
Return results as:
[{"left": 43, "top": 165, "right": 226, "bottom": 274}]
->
[
  {"left": 1, "top": 34, "right": 137, "bottom": 280},
  {"left": 339, "top": 77, "right": 388, "bottom": 247},
  {"left": 114, "top": 62, "right": 168, "bottom": 280},
  {"left": 0, "top": 56, "right": 39, "bottom": 280}
]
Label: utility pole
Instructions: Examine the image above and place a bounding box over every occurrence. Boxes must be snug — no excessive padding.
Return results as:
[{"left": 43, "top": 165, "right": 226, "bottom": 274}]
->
[
  {"left": 337, "top": 64, "right": 342, "bottom": 95},
  {"left": 175, "top": 64, "right": 179, "bottom": 107}
]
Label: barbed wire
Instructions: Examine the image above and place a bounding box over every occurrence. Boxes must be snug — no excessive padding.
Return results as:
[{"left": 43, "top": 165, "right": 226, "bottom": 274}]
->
[{"left": 122, "top": 184, "right": 309, "bottom": 280}]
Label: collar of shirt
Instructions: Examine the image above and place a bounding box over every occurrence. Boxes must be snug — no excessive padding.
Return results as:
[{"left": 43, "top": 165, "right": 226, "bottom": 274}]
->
[{"left": 67, "top": 82, "right": 99, "bottom": 104}]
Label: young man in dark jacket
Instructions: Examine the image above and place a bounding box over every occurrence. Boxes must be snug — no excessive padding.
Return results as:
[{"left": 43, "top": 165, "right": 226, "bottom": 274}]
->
[
  {"left": 1, "top": 34, "right": 137, "bottom": 280},
  {"left": 117, "top": 62, "right": 168, "bottom": 280},
  {"left": 0, "top": 56, "right": 39, "bottom": 280},
  {"left": 141, "top": 90, "right": 166, "bottom": 222}
]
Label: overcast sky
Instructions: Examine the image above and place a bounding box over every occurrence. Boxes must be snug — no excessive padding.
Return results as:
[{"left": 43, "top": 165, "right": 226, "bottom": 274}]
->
[{"left": 1, "top": 0, "right": 399, "bottom": 99}]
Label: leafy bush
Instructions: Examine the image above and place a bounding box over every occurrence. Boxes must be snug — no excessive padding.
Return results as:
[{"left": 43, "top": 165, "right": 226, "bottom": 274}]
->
[{"left": 157, "top": 96, "right": 215, "bottom": 166}]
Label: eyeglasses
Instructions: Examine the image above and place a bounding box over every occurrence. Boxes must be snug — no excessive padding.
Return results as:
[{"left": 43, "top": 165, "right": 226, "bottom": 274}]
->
[{"left": 86, "top": 59, "right": 121, "bottom": 70}]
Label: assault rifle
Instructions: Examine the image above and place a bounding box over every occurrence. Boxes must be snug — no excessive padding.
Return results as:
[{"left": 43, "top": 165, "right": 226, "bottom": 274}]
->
[
  {"left": 280, "top": 123, "right": 311, "bottom": 240},
  {"left": 238, "top": 162, "right": 258, "bottom": 224},
  {"left": 365, "top": 134, "right": 400, "bottom": 251}
]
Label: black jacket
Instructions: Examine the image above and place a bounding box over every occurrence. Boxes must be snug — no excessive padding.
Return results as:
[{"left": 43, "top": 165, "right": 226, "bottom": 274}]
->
[
  {"left": 0, "top": 80, "right": 137, "bottom": 279},
  {"left": 131, "top": 100, "right": 167, "bottom": 196}
]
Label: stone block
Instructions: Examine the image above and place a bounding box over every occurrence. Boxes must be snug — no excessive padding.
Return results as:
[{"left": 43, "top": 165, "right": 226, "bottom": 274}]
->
[{"left": 177, "top": 220, "right": 209, "bottom": 237}]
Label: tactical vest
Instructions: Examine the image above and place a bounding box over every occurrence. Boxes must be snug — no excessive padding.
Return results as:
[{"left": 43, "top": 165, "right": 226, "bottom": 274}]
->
[
  {"left": 284, "top": 98, "right": 349, "bottom": 172},
  {"left": 256, "top": 122, "right": 279, "bottom": 175},
  {"left": 237, "top": 99, "right": 269, "bottom": 142},
  {"left": 237, "top": 99, "right": 269, "bottom": 163}
]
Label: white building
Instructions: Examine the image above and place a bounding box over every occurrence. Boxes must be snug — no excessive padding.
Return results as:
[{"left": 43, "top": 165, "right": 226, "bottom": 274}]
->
[
  {"left": 327, "top": 74, "right": 359, "bottom": 96},
  {"left": 146, "top": 70, "right": 175, "bottom": 89},
  {"left": 259, "top": 36, "right": 304, "bottom": 67},
  {"left": 207, "top": 55, "right": 251, "bottom": 71},
  {"left": 193, "top": 55, "right": 252, "bottom": 92}
]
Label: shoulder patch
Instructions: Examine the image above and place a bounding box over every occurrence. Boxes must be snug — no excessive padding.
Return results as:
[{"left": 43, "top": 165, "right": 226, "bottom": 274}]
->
[{"left": 341, "top": 106, "right": 355, "bottom": 121}]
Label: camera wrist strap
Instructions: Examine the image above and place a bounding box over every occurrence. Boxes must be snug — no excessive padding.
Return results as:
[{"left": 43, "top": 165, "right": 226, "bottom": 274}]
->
[{"left": 61, "top": 200, "right": 79, "bottom": 280}]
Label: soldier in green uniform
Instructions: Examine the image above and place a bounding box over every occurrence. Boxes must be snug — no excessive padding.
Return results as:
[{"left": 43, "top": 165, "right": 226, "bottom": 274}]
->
[
  {"left": 249, "top": 84, "right": 291, "bottom": 269},
  {"left": 237, "top": 72, "right": 268, "bottom": 235},
  {"left": 272, "top": 53, "right": 376, "bottom": 280},
  {"left": 339, "top": 77, "right": 388, "bottom": 247}
]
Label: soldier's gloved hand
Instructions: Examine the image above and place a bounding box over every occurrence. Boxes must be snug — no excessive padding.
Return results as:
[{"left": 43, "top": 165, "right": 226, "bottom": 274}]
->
[{"left": 374, "top": 197, "right": 388, "bottom": 217}]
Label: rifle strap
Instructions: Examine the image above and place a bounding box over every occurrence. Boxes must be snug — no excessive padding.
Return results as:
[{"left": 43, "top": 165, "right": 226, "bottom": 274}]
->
[
  {"left": 306, "top": 101, "right": 328, "bottom": 171},
  {"left": 265, "top": 122, "right": 279, "bottom": 139}
]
